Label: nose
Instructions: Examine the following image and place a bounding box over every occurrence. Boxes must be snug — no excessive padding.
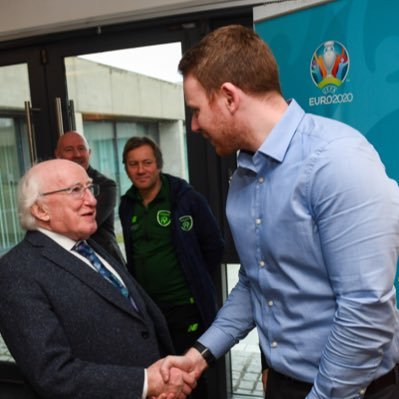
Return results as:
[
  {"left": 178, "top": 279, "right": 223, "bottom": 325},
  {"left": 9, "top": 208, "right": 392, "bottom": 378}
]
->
[
  {"left": 72, "top": 148, "right": 81, "bottom": 157},
  {"left": 83, "top": 187, "right": 97, "bottom": 204}
]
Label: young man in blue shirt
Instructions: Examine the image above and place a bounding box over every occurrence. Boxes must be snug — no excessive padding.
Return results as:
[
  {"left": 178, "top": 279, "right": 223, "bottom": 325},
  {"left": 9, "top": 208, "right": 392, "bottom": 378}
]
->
[{"left": 159, "top": 24, "right": 399, "bottom": 399}]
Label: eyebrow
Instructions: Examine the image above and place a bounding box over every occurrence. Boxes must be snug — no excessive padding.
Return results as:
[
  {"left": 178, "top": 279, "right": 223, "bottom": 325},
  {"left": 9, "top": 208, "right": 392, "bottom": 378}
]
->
[{"left": 64, "top": 145, "right": 87, "bottom": 149}]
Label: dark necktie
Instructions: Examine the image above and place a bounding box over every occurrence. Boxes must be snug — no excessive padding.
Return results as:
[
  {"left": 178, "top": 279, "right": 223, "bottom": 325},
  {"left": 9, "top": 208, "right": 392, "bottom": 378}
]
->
[{"left": 73, "top": 241, "right": 129, "bottom": 298}]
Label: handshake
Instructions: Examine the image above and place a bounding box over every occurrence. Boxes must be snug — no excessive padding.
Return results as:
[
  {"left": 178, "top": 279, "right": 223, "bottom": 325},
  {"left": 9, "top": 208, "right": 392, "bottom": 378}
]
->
[{"left": 147, "top": 347, "right": 209, "bottom": 399}]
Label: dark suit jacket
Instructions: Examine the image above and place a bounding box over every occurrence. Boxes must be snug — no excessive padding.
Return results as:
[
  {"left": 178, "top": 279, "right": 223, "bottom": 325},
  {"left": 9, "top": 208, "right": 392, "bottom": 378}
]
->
[
  {"left": 87, "top": 166, "right": 126, "bottom": 265},
  {"left": 0, "top": 231, "right": 174, "bottom": 399}
]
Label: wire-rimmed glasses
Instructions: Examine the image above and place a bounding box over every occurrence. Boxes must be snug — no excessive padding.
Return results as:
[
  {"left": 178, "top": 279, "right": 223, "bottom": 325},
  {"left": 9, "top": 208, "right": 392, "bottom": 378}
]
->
[{"left": 40, "top": 183, "right": 100, "bottom": 199}]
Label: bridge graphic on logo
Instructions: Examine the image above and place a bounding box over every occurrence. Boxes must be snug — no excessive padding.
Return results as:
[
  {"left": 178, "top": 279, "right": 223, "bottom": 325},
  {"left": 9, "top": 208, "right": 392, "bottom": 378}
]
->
[{"left": 310, "top": 40, "right": 350, "bottom": 94}]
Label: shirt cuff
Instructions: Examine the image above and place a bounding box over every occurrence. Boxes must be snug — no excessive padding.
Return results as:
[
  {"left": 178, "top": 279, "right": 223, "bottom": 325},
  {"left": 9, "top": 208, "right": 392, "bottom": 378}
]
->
[
  {"left": 198, "top": 325, "right": 236, "bottom": 359},
  {"left": 141, "top": 369, "right": 148, "bottom": 399}
]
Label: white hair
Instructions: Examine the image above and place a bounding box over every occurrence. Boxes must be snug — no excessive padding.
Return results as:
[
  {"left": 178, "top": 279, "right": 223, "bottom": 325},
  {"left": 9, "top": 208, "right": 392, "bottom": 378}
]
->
[{"left": 17, "top": 167, "right": 42, "bottom": 230}]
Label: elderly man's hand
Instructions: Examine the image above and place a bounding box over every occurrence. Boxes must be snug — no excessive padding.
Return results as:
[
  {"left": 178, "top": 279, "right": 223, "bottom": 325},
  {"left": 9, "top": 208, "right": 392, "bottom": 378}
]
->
[{"left": 147, "top": 359, "right": 196, "bottom": 399}]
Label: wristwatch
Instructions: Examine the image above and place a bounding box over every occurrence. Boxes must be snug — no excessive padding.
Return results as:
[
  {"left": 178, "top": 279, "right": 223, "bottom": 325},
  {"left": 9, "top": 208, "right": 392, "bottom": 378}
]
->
[{"left": 192, "top": 341, "right": 216, "bottom": 366}]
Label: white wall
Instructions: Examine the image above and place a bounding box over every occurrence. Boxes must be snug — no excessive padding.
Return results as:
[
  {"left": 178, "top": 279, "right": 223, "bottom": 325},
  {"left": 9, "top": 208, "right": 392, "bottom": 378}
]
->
[
  {"left": 0, "top": 0, "right": 258, "bottom": 42},
  {"left": 65, "top": 58, "right": 184, "bottom": 120}
]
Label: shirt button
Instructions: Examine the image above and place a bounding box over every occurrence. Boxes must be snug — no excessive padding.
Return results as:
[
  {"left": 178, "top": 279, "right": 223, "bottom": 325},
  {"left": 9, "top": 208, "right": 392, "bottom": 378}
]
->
[
  {"left": 268, "top": 300, "right": 274, "bottom": 307},
  {"left": 256, "top": 218, "right": 262, "bottom": 225},
  {"left": 271, "top": 341, "right": 278, "bottom": 348},
  {"left": 259, "top": 260, "right": 265, "bottom": 267},
  {"left": 258, "top": 177, "right": 264, "bottom": 183},
  {"left": 359, "top": 388, "right": 366, "bottom": 395},
  {"left": 141, "top": 331, "right": 150, "bottom": 339}
]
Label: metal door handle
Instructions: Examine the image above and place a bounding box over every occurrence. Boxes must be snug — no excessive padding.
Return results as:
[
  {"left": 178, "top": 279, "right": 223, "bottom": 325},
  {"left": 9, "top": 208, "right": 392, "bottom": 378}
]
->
[
  {"left": 55, "top": 97, "right": 64, "bottom": 137},
  {"left": 24, "top": 101, "right": 37, "bottom": 163},
  {"left": 68, "top": 99, "right": 76, "bottom": 131}
]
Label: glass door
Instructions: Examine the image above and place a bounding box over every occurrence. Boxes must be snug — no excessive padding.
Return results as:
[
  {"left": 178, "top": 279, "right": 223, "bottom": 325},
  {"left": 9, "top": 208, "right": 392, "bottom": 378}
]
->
[
  {"left": 0, "top": 63, "right": 33, "bottom": 256},
  {"left": 63, "top": 43, "right": 187, "bottom": 252},
  {"left": 0, "top": 62, "right": 35, "bottom": 364},
  {"left": 64, "top": 43, "right": 187, "bottom": 185}
]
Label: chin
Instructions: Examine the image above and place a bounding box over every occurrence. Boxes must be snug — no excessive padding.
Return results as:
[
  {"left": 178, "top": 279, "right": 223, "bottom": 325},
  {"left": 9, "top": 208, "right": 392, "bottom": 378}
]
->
[
  {"left": 87, "top": 225, "right": 97, "bottom": 237},
  {"left": 215, "top": 146, "right": 233, "bottom": 157}
]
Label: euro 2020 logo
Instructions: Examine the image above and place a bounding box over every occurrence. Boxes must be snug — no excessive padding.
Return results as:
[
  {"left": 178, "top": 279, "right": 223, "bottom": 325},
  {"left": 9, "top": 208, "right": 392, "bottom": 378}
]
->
[{"left": 310, "top": 40, "right": 350, "bottom": 95}]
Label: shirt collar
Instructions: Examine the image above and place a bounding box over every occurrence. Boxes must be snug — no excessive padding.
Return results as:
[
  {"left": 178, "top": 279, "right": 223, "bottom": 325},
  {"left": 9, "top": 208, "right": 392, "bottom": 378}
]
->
[
  {"left": 237, "top": 99, "right": 305, "bottom": 169},
  {"left": 259, "top": 99, "right": 305, "bottom": 162},
  {"left": 37, "top": 227, "right": 78, "bottom": 251}
]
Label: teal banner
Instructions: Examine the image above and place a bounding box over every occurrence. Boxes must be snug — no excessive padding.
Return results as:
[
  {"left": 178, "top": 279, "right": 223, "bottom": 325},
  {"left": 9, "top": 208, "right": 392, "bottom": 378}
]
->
[{"left": 254, "top": 0, "right": 399, "bottom": 303}]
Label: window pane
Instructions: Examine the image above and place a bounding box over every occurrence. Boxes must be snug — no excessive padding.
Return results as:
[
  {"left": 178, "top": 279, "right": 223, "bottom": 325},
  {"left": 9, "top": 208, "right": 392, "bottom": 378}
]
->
[
  {"left": 64, "top": 43, "right": 187, "bottom": 184},
  {"left": 84, "top": 121, "right": 116, "bottom": 183},
  {"left": 0, "top": 63, "right": 32, "bottom": 255},
  {"left": 65, "top": 45, "right": 188, "bottom": 264},
  {"left": 0, "top": 62, "right": 32, "bottom": 364}
]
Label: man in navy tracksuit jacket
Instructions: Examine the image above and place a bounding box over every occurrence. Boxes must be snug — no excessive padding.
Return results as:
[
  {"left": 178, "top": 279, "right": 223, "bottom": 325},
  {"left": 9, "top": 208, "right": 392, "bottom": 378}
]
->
[{"left": 119, "top": 136, "right": 224, "bottom": 399}]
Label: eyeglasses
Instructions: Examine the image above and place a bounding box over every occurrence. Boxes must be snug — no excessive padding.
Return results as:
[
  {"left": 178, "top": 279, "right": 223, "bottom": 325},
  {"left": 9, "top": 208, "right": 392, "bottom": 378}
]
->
[{"left": 40, "top": 183, "right": 100, "bottom": 199}]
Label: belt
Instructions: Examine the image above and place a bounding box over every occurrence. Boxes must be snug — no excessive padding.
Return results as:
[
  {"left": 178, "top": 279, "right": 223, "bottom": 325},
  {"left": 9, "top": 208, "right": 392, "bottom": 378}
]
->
[
  {"left": 366, "top": 364, "right": 399, "bottom": 395},
  {"left": 270, "top": 364, "right": 399, "bottom": 395},
  {"left": 269, "top": 368, "right": 312, "bottom": 390}
]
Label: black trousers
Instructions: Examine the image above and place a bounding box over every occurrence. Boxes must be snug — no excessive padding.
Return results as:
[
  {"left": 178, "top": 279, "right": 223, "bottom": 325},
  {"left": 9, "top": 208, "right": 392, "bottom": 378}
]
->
[
  {"left": 158, "top": 302, "right": 209, "bottom": 399},
  {"left": 265, "top": 366, "right": 399, "bottom": 399}
]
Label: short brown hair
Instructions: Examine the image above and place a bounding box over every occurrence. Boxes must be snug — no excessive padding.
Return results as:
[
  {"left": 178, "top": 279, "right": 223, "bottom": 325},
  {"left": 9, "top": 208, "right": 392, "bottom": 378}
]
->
[
  {"left": 122, "top": 136, "right": 163, "bottom": 169},
  {"left": 178, "top": 24, "right": 282, "bottom": 98}
]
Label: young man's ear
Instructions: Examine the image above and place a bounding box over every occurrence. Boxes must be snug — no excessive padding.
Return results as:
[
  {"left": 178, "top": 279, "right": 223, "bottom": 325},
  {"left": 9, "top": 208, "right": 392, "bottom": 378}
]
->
[
  {"left": 220, "top": 82, "right": 240, "bottom": 114},
  {"left": 31, "top": 202, "right": 50, "bottom": 222}
]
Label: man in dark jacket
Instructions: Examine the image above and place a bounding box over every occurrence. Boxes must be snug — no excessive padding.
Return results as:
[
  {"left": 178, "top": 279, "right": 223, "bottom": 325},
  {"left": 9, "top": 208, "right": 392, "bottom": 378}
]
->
[
  {"left": 55, "top": 131, "right": 126, "bottom": 265},
  {"left": 119, "top": 136, "right": 224, "bottom": 399},
  {"left": 0, "top": 159, "right": 195, "bottom": 398}
]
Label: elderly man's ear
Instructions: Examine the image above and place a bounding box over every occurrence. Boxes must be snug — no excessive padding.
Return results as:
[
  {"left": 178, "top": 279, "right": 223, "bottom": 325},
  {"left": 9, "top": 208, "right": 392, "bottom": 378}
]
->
[{"left": 31, "top": 202, "right": 50, "bottom": 222}]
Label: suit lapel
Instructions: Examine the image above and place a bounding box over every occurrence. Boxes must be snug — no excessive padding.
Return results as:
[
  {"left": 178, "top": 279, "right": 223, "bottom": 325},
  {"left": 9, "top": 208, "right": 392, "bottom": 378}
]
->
[
  {"left": 27, "top": 231, "right": 144, "bottom": 320},
  {"left": 89, "top": 239, "right": 173, "bottom": 352},
  {"left": 88, "top": 238, "right": 149, "bottom": 317}
]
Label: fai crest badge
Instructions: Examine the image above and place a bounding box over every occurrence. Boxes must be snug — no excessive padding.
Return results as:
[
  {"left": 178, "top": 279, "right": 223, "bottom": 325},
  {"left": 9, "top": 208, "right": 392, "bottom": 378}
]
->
[
  {"left": 179, "top": 215, "right": 193, "bottom": 231},
  {"left": 157, "top": 210, "right": 171, "bottom": 227}
]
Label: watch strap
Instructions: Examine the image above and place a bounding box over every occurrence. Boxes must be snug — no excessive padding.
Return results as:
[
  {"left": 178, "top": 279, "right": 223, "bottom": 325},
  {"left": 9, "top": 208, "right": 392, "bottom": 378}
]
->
[{"left": 192, "top": 341, "right": 216, "bottom": 366}]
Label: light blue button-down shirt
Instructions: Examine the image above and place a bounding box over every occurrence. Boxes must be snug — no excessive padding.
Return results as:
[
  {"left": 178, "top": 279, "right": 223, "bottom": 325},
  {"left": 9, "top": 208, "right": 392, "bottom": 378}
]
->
[{"left": 200, "top": 100, "right": 399, "bottom": 398}]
